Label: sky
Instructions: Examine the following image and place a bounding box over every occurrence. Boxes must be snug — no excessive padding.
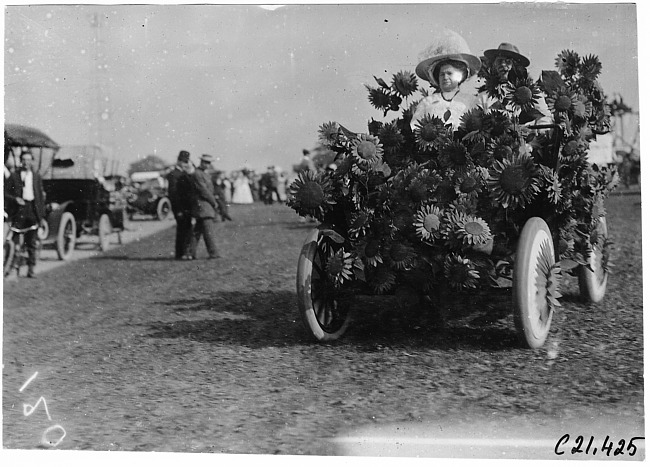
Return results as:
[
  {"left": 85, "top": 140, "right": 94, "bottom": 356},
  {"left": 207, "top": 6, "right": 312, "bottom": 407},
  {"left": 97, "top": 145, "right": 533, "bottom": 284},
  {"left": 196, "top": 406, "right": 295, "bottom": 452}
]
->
[{"left": 4, "top": 2, "right": 641, "bottom": 175}]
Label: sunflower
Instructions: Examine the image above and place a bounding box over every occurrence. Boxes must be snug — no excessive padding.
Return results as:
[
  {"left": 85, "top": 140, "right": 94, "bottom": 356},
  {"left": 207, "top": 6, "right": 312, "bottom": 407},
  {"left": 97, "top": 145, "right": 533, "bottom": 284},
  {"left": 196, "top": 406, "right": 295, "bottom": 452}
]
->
[
  {"left": 407, "top": 170, "right": 440, "bottom": 202},
  {"left": 392, "top": 206, "right": 415, "bottom": 232},
  {"left": 486, "top": 136, "right": 516, "bottom": 162},
  {"left": 547, "top": 88, "right": 578, "bottom": 117},
  {"left": 439, "top": 141, "right": 471, "bottom": 170},
  {"left": 555, "top": 50, "right": 580, "bottom": 78},
  {"left": 487, "top": 154, "right": 540, "bottom": 209},
  {"left": 286, "top": 170, "right": 336, "bottom": 219},
  {"left": 366, "top": 85, "right": 392, "bottom": 112},
  {"left": 485, "top": 110, "right": 513, "bottom": 138},
  {"left": 444, "top": 254, "right": 480, "bottom": 290},
  {"left": 413, "top": 114, "right": 448, "bottom": 151},
  {"left": 459, "top": 108, "right": 487, "bottom": 138},
  {"left": 455, "top": 167, "right": 487, "bottom": 196},
  {"left": 386, "top": 241, "right": 417, "bottom": 270},
  {"left": 434, "top": 179, "right": 458, "bottom": 205},
  {"left": 392, "top": 70, "right": 419, "bottom": 97},
  {"left": 352, "top": 133, "right": 384, "bottom": 168},
  {"left": 580, "top": 54, "right": 602, "bottom": 82},
  {"left": 378, "top": 121, "right": 405, "bottom": 154},
  {"left": 414, "top": 205, "right": 443, "bottom": 243},
  {"left": 318, "top": 121, "right": 341, "bottom": 146},
  {"left": 504, "top": 78, "right": 542, "bottom": 114},
  {"left": 539, "top": 165, "right": 563, "bottom": 205},
  {"left": 355, "top": 237, "right": 384, "bottom": 267},
  {"left": 453, "top": 214, "right": 492, "bottom": 246},
  {"left": 348, "top": 209, "right": 373, "bottom": 239},
  {"left": 326, "top": 249, "right": 355, "bottom": 286},
  {"left": 369, "top": 265, "right": 397, "bottom": 294}
]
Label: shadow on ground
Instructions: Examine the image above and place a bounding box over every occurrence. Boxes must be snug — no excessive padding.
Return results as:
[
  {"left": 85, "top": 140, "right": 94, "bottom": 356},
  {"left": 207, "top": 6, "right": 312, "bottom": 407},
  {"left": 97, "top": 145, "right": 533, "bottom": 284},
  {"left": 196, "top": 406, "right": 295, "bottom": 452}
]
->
[{"left": 142, "top": 290, "right": 522, "bottom": 351}]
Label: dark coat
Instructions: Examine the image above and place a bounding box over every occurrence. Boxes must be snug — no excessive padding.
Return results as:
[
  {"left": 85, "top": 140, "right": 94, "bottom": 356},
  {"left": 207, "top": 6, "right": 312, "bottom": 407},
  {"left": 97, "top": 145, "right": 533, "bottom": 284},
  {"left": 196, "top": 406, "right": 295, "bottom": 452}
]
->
[
  {"left": 5, "top": 169, "right": 46, "bottom": 221},
  {"left": 191, "top": 168, "right": 218, "bottom": 219},
  {"left": 166, "top": 166, "right": 193, "bottom": 215}
]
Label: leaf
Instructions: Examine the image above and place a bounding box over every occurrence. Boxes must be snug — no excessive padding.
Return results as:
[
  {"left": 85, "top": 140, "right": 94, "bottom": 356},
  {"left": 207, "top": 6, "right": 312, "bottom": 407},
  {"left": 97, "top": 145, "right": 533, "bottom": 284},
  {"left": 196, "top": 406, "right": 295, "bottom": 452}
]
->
[
  {"left": 558, "top": 258, "right": 579, "bottom": 270},
  {"left": 373, "top": 75, "right": 390, "bottom": 89},
  {"left": 319, "top": 228, "right": 345, "bottom": 243}
]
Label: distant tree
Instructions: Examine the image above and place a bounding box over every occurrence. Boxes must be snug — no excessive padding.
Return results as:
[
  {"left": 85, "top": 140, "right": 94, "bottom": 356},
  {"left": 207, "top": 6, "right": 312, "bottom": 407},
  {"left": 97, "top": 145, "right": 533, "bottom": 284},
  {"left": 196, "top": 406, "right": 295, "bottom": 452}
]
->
[{"left": 127, "top": 154, "right": 169, "bottom": 176}]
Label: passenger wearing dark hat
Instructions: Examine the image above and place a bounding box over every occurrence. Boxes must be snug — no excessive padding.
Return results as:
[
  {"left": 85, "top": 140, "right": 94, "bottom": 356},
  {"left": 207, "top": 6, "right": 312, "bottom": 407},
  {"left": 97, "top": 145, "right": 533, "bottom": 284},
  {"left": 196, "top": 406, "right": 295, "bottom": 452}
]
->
[
  {"left": 189, "top": 154, "right": 221, "bottom": 259},
  {"left": 483, "top": 42, "right": 530, "bottom": 83},
  {"left": 166, "top": 150, "right": 196, "bottom": 259}
]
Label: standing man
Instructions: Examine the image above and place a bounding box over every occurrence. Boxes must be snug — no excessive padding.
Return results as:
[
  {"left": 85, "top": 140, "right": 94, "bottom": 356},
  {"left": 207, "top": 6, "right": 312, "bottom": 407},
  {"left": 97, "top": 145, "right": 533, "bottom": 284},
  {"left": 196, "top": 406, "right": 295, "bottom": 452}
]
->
[
  {"left": 191, "top": 154, "right": 221, "bottom": 259},
  {"left": 166, "top": 150, "right": 195, "bottom": 260},
  {"left": 5, "top": 151, "right": 46, "bottom": 278}
]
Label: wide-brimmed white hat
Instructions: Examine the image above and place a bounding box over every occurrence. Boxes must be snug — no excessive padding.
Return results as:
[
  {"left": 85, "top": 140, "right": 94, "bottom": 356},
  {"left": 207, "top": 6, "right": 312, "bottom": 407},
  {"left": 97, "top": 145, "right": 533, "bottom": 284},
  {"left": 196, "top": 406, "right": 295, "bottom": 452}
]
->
[{"left": 415, "top": 29, "right": 481, "bottom": 86}]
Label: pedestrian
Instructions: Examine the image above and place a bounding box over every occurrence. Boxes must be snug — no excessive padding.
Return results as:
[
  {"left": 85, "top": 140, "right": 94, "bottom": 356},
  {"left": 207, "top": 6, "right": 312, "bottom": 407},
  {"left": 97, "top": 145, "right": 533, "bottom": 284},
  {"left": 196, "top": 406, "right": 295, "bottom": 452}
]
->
[
  {"left": 190, "top": 154, "right": 221, "bottom": 259},
  {"left": 166, "top": 150, "right": 195, "bottom": 260},
  {"left": 4, "top": 151, "right": 46, "bottom": 278},
  {"left": 212, "top": 171, "right": 233, "bottom": 221}
]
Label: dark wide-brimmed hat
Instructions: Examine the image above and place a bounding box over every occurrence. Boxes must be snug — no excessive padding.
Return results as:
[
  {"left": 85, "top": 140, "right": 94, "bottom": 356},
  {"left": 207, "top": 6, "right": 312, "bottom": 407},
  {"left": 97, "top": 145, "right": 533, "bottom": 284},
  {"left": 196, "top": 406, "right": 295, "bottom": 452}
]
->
[
  {"left": 483, "top": 42, "right": 530, "bottom": 67},
  {"left": 200, "top": 154, "right": 214, "bottom": 163},
  {"left": 415, "top": 29, "right": 481, "bottom": 86},
  {"left": 177, "top": 150, "right": 190, "bottom": 163}
]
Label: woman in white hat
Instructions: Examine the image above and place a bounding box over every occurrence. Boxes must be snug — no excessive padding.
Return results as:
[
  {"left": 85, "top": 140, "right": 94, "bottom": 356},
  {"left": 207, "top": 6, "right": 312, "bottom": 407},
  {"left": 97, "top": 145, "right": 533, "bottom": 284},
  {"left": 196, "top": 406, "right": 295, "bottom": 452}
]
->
[{"left": 411, "top": 30, "right": 482, "bottom": 131}]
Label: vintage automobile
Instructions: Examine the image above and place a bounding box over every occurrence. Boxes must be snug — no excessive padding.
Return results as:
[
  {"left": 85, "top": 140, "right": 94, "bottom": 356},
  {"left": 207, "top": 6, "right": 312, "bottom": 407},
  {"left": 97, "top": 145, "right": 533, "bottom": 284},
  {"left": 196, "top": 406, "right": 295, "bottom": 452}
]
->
[
  {"left": 126, "top": 171, "right": 172, "bottom": 221},
  {"left": 4, "top": 125, "right": 127, "bottom": 261}
]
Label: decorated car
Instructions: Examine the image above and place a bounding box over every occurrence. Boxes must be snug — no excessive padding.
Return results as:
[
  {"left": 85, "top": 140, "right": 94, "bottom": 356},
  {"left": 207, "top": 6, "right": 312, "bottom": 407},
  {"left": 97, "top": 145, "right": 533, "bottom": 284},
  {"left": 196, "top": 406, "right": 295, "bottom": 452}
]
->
[{"left": 287, "top": 50, "right": 618, "bottom": 348}]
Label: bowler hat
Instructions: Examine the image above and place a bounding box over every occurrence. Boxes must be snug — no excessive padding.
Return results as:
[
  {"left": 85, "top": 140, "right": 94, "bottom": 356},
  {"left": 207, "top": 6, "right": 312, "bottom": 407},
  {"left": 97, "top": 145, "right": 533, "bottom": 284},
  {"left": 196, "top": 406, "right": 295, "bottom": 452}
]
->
[
  {"left": 483, "top": 43, "right": 530, "bottom": 67},
  {"left": 415, "top": 29, "right": 481, "bottom": 86},
  {"left": 177, "top": 150, "right": 190, "bottom": 163},
  {"left": 200, "top": 154, "right": 214, "bottom": 163}
]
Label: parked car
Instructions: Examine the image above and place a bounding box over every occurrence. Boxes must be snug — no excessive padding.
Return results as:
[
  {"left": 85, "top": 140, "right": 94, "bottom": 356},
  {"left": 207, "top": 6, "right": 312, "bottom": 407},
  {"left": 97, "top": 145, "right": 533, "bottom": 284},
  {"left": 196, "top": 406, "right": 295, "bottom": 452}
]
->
[
  {"left": 126, "top": 171, "right": 172, "bottom": 221},
  {"left": 4, "top": 124, "right": 127, "bottom": 260}
]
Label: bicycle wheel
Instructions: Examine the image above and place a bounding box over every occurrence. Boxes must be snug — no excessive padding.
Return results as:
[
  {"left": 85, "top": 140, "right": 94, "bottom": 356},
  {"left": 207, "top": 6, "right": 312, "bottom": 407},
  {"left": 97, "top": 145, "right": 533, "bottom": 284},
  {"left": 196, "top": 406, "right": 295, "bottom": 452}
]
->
[{"left": 4, "top": 236, "right": 15, "bottom": 277}]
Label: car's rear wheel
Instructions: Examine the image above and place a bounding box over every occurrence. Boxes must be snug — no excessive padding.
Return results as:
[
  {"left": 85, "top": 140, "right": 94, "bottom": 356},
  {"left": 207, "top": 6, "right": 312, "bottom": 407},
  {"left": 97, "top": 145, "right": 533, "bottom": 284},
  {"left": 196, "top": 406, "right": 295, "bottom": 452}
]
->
[
  {"left": 56, "top": 212, "right": 76, "bottom": 261},
  {"left": 98, "top": 214, "right": 112, "bottom": 251},
  {"left": 157, "top": 197, "right": 172, "bottom": 221}
]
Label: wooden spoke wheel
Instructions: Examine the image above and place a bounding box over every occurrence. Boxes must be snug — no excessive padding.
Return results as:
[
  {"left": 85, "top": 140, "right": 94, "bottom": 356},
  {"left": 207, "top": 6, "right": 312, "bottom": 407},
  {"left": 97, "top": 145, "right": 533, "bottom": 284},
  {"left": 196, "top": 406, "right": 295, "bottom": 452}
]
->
[
  {"left": 513, "top": 217, "right": 557, "bottom": 349},
  {"left": 578, "top": 217, "right": 609, "bottom": 303},
  {"left": 56, "top": 212, "right": 76, "bottom": 261},
  {"left": 296, "top": 228, "right": 352, "bottom": 341},
  {"left": 98, "top": 214, "right": 112, "bottom": 252}
]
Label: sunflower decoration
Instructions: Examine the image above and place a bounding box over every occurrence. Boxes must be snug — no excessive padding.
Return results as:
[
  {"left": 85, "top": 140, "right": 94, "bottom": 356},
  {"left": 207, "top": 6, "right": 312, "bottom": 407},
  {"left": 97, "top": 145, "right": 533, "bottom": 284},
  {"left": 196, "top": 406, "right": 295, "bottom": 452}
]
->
[
  {"left": 459, "top": 108, "right": 490, "bottom": 142},
  {"left": 572, "top": 94, "right": 593, "bottom": 121},
  {"left": 453, "top": 213, "right": 492, "bottom": 247},
  {"left": 354, "top": 237, "right": 384, "bottom": 267},
  {"left": 455, "top": 167, "right": 488, "bottom": 198},
  {"left": 287, "top": 170, "right": 336, "bottom": 220},
  {"left": 352, "top": 133, "right": 384, "bottom": 170},
  {"left": 439, "top": 141, "right": 472, "bottom": 171},
  {"left": 555, "top": 50, "right": 581, "bottom": 79},
  {"left": 413, "top": 114, "right": 448, "bottom": 151},
  {"left": 443, "top": 254, "right": 480, "bottom": 290},
  {"left": 325, "top": 249, "right": 356, "bottom": 287},
  {"left": 485, "top": 110, "right": 513, "bottom": 138},
  {"left": 487, "top": 154, "right": 541, "bottom": 209},
  {"left": 434, "top": 179, "right": 458, "bottom": 205},
  {"left": 538, "top": 165, "right": 563, "bottom": 205},
  {"left": 560, "top": 138, "right": 588, "bottom": 165},
  {"left": 547, "top": 87, "right": 579, "bottom": 118},
  {"left": 318, "top": 121, "right": 342, "bottom": 147},
  {"left": 414, "top": 204, "right": 444, "bottom": 243},
  {"left": 485, "top": 135, "right": 516, "bottom": 163},
  {"left": 365, "top": 85, "right": 393, "bottom": 114},
  {"left": 348, "top": 209, "right": 373, "bottom": 239},
  {"left": 579, "top": 54, "right": 603, "bottom": 83},
  {"left": 391, "top": 205, "right": 415, "bottom": 232},
  {"left": 503, "top": 77, "right": 542, "bottom": 115},
  {"left": 368, "top": 264, "right": 397, "bottom": 294},
  {"left": 407, "top": 170, "right": 440, "bottom": 203},
  {"left": 385, "top": 241, "right": 417, "bottom": 270},
  {"left": 392, "top": 70, "right": 419, "bottom": 98},
  {"left": 378, "top": 121, "right": 405, "bottom": 154},
  {"left": 534, "top": 241, "right": 563, "bottom": 312}
]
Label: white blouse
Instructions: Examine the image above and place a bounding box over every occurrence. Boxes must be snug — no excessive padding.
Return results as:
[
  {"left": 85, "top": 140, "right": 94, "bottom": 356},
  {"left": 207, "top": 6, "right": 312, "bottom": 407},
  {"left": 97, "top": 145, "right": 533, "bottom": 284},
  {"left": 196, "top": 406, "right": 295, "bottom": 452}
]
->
[{"left": 410, "top": 91, "right": 479, "bottom": 131}]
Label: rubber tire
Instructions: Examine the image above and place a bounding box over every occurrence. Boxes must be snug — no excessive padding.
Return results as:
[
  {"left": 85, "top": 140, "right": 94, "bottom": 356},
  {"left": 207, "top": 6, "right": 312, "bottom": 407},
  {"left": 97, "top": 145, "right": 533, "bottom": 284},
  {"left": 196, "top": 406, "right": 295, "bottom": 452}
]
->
[
  {"left": 296, "top": 228, "right": 352, "bottom": 341},
  {"left": 513, "top": 217, "right": 555, "bottom": 349},
  {"left": 56, "top": 212, "right": 76, "bottom": 261},
  {"left": 37, "top": 219, "right": 49, "bottom": 241},
  {"left": 578, "top": 217, "right": 608, "bottom": 303},
  {"left": 98, "top": 214, "right": 112, "bottom": 252},
  {"left": 156, "top": 197, "right": 172, "bottom": 221},
  {"left": 4, "top": 236, "right": 15, "bottom": 277}
]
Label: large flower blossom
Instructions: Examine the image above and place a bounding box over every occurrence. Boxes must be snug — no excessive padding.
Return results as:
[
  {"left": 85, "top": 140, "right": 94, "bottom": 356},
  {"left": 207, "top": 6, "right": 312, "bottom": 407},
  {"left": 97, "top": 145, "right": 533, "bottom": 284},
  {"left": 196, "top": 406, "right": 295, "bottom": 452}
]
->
[
  {"left": 366, "top": 85, "right": 392, "bottom": 112},
  {"left": 444, "top": 254, "right": 480, "bottom": 290},
  {"left": 326, "top": 249, "right": 355, "bottom": 286},
  {"left": 439, "top": 141, "right": 471, "bottom": 170},
  {"left": 348, "top": 209, "right": 373, "bottom": 239},
  {"left": 453, "top": 214, "right": 492, "bottom": 246},
  {"left": 286, "top": 170, "right": 336, "bottom": 219},
  {"left": 391, "top": 70, "right": 419, "bottom": 97},
  {"left": 355, "top": 237, "right": 383, "bottom": 267},
  {"left": 369, "top": 265, "right": 397, "bottom": 294},
  {"left": 504, "top": 78, "right": 543, "bottom": 115},
  {"left": 487, "top": 155, "right": 540, "bottom": 209},
  {"left": 414, "top": 205, "right": 443, "bottom": 243},
  {"left": 318, "top": 121, "right": 342, "bottom": 147},
  {"left": 378, "top": 121, "right": 405, "bottom": 154},
  {"left": 385, "top": 241, "right": 417, "bottom": 270},
  {"left": 555, "top": 50, "right": 581, "bottom": 78},
  {"left": 547, "top": 88, "right": 579, "bottom": 117},
  {"left": 413, "top": 114, "right": 448, "bottom": 151},
  {"left": 352, "top": 134, "right": 384, "bottom": 168}
]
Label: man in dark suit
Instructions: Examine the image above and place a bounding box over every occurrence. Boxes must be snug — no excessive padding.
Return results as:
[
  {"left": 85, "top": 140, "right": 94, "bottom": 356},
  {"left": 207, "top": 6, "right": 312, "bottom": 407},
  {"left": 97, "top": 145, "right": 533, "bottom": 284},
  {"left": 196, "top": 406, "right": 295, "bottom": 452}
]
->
[
  {"left": 5, "top": 151, "right": 46, "bottom": 278},
  {"left": 166, "top": 150, "right": 195, "bottom": 260},
  {"left": 190, "top": 154, "right": 221, "bottom": 259}
]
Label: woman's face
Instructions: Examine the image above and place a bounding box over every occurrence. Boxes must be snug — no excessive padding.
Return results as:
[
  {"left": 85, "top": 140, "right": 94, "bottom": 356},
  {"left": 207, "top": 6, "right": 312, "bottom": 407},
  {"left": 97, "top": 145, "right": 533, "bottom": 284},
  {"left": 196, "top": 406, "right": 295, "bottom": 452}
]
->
[{"left": 438, "top": 64, "right": 465, "bottom": 92}]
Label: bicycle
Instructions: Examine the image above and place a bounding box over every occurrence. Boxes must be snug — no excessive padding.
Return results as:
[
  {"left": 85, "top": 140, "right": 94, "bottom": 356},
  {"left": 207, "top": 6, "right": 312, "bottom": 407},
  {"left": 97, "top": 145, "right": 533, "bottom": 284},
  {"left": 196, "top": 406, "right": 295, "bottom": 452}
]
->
[{"left": 4, "top": 222, "right": 41, "bottom": 278}]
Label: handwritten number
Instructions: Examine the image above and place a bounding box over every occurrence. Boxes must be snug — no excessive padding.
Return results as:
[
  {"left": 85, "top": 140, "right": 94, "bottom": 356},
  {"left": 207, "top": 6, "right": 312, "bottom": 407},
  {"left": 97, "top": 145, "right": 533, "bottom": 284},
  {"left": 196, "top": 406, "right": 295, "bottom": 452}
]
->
[
  {"left": 601, "top": 436, "right": 613, "bottom": 456},
  {"left": 627, "top": 437, "right": 644, "bottom": 456},
  {"left": 41, "top": 425, "right": 66, "bottom": 448},
  {"left": 23, "top": 396, "right": 52, "bottom": 421},
  {"left": 555, "top": 434, "right": 570, "bottom": 455},
  {"left": 571, "top": 435, "right": 584, "bottom": 454},
  {"left": 585, "top": 436, "right": 594, "bottom": 455},
  {"left": 614, "top": 439, "right": 626, "bottom": 456}
]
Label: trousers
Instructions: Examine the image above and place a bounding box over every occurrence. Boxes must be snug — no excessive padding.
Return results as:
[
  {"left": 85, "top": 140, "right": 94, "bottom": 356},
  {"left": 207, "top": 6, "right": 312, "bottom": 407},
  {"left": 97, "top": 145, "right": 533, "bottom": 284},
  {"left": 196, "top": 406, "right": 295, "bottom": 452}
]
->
[
  {"left": 174, "top": 212, "right": 194, "bottom": 259},
  {"left": 193, "top": 217, "right": 219, "bottom": 257},
  {"left": 13, "top": 202, "right": 39, "bottom": 267}
]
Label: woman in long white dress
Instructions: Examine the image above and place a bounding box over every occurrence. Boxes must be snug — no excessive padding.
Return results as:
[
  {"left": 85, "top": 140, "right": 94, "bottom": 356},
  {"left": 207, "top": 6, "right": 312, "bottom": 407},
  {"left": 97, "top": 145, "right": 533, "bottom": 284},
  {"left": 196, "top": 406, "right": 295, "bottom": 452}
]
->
[{"left": 231, "top": 171, "right": 254, "bottom": 204}]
